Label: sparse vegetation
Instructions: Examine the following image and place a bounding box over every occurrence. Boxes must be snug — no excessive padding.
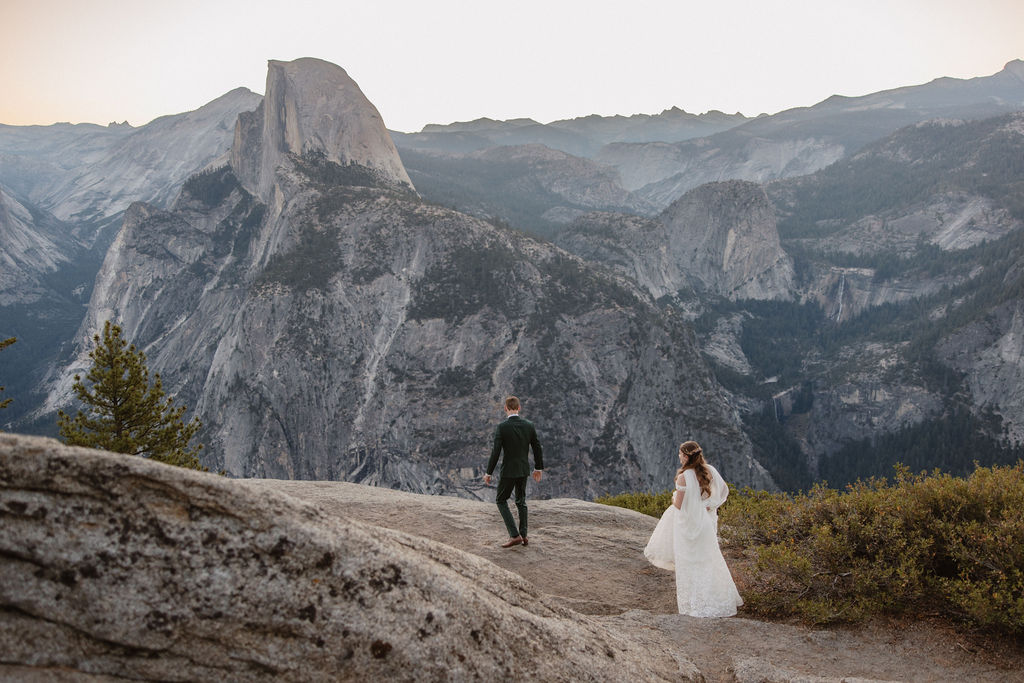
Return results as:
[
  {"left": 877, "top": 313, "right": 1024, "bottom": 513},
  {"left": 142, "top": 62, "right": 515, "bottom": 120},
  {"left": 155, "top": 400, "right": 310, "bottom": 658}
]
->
[
  {"left": 294, "top": 149, "right": 415, "bottom": 196},
  {"left": 182, "top": 166, "right": 241, "bottom": 207},
  {"left": 820, "top": 407, "right": 1024, "bottom": 487},
  {"left": 255, "top": 225, "right": 343, "bottom": 291},
  {"left": 398, "top": 147, "right": 586, "bottom": 239},
  {"left": 774, "top": 114, "right": 1024, "bottom": 238}
]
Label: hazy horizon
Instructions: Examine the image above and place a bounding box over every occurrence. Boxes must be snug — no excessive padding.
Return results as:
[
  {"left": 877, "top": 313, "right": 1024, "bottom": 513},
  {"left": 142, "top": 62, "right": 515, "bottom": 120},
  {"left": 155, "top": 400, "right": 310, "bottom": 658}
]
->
[{"left": 2, "top": 0, "right": 1023, "bottom": 133}]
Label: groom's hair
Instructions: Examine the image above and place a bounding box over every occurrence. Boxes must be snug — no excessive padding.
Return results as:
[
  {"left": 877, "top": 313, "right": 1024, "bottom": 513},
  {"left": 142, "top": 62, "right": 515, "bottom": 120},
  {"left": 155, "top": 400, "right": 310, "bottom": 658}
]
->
[{"left": 504, "top": 396, "right": 521, "bottom": 412}]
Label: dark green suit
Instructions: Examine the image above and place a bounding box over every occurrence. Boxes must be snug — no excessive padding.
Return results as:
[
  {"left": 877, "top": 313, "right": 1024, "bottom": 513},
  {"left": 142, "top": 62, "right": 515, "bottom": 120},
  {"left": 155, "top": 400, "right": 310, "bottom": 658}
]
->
[{"left": 487, "top": 415, "right": 543, "bottom": 538}]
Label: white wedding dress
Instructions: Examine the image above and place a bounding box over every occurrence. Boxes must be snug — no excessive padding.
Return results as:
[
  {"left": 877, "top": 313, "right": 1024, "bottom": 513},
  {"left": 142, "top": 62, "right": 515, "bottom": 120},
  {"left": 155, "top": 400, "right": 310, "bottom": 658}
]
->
[{"left": 643, "top": 465, "right": 743, "bottom": 617}]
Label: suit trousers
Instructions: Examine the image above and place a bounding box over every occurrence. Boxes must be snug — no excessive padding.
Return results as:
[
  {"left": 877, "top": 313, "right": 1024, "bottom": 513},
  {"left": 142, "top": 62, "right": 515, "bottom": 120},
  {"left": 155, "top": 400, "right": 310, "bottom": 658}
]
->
[{"left": 495, "top": 475, "right": 528, "bottom": 538}]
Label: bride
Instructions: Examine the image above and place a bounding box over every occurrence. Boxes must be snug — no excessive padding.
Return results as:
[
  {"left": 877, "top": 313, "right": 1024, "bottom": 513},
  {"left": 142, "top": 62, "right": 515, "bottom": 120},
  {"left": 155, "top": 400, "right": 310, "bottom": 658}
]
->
[{"left": 644, "top": 440, "right": 743, "bottom": 617}]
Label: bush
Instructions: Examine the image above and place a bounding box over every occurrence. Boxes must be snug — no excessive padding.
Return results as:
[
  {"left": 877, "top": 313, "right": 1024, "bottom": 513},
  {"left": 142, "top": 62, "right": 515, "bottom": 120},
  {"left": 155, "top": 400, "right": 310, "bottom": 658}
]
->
[
  {"left": 600, "top": 462, "right": 1024, "bottom": 635},
  {"left": 594, "top": 490, "right": 673, "bottom": 518}
]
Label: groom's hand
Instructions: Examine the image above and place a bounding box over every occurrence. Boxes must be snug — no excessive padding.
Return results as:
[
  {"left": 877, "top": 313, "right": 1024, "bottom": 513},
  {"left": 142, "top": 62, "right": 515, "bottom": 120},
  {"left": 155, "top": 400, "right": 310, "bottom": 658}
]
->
[
  {"left": 532, "top": 470, "right": 542, "bottom": 482},
  {"left": 483, "top": 473, "right": 492, "bottom": 485}
]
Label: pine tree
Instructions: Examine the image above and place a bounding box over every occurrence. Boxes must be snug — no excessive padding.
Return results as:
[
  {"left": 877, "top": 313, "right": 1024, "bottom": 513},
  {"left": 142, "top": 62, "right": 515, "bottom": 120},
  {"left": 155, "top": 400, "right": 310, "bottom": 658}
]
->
[
  {"left": 0, "top": 337, "right": 15, "bottom": 415},
  {"left": 58, "top": 321, "right": 204, "bottom": 470}
]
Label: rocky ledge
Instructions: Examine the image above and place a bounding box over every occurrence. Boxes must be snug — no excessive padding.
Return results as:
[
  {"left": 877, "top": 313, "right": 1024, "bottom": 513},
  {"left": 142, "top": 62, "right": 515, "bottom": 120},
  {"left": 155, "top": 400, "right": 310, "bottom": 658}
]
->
[
  {"left": 0, "top": 433, "right": 694, "bottom": 681},
  {"left": 2, "top": 433, "right": 1020, "bottom": 682}
]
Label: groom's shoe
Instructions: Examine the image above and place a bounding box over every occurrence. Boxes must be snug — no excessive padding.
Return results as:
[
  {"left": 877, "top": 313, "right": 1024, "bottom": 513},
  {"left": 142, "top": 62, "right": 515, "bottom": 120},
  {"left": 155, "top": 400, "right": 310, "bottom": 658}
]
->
[
  {"left": 521, "top": 536, "right": 529, "bottom": 546},
  {"left": 501, "top": 536, "right": 524, "bottom": 548}
]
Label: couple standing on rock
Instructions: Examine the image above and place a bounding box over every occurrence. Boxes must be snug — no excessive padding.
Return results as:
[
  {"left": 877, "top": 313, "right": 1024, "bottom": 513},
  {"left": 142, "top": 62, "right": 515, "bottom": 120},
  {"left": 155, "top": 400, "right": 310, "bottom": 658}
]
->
[{"left": 483, "top": 395, "right": 742, "bottom": 617}]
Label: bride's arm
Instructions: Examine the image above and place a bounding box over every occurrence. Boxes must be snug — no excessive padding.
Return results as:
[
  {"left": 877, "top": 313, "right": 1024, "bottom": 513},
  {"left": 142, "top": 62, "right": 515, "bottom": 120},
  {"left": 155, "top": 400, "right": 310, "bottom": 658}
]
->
[{"left": 672, "top": 473, "right": 685, "bottom": 509}]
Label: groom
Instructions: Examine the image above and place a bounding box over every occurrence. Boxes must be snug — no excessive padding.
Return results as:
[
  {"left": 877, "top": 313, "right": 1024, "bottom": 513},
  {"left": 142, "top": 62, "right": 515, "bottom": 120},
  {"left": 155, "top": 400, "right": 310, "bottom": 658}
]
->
[{"left": 483, "top": 396, "right": 544, "bottom": 548}]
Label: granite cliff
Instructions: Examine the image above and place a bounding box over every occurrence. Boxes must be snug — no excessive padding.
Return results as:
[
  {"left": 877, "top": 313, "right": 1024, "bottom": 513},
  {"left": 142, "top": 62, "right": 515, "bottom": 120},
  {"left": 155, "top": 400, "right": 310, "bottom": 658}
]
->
[
  {"left": 0, "top": 87, "right": 263, "bottom": 429},
  {"left": 0, "top": 186, "right": 82, "bottom": 306},
  {"left": 556, "top": 113, "right": 1024, "bottom": 488},
  {"left": 558, "top": 180, "right": 794, "bottom": 301},
  {"left": 6, "top": 58, "right": 1024, "bottom": 495},
  {"left": 233, "top": 58, "right": 413, "bottom": 203},
  {"left": 0, "top": 87, "right": 262, "bottom": 243},
  {"left": 41, "top": 58, "right": 771, "bottom": 498}
]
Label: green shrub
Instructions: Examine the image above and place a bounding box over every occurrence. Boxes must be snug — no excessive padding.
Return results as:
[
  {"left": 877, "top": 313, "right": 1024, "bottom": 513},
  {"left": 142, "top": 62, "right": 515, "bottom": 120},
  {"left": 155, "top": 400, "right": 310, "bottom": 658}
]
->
[
  {"left": 594, "top": 490, "right": 673, "bottom": 518},
  {"left": 600, "top": 462, "right": 1024, "bottom": 635}
]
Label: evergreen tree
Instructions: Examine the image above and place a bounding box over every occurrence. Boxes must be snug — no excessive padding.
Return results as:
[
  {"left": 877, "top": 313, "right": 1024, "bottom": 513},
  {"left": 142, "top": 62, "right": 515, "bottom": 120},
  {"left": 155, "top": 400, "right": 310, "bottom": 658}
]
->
[
  {"left": 0, "top": 337, "right": 15, "bottom": 415},
  {"left": 58, "top": 322, "right": 204, "bottom": 469}
]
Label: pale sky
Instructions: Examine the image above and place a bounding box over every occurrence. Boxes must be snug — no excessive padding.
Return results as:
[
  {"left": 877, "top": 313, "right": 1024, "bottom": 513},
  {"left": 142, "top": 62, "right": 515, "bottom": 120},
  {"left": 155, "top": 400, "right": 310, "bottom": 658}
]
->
[{"left": 1, "top": 0, "right": 1022, "bottom": 133}]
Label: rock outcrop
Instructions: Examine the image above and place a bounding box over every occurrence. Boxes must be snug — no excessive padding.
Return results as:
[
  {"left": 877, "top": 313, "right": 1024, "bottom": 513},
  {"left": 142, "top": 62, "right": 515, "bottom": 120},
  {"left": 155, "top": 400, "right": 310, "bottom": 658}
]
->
[
  {"left": 4, "top": 434, "right": 1017, "bottom": 682},
  {"left": 559, "top": 180, "right": 794, "bottom": 301},
  {"left": 0, "top": 186, "right": 79, "bottom": 305},
  {"left": 232, "top": 58, "right": 413, "bottom": 203},
  {"left": 660, "top": 181, "right": 795, "bottom": 299},
  {"left": 938, "top": 300, "right": 1024, "bottom": 442},
  {"left": 0, "top": 433, "right": 697, "bottom": 681}
]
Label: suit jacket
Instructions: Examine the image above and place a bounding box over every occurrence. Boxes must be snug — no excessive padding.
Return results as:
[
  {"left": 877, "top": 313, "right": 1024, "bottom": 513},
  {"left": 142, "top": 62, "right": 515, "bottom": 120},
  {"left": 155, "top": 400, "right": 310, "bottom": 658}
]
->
[{"left": 487, "top": 415, "right": 543, "bottom": 479}]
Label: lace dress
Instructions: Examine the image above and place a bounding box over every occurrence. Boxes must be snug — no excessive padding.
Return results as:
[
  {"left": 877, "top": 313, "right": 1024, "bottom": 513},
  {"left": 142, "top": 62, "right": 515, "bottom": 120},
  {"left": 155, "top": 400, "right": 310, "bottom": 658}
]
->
[{"left": 643, "top": 465, "right": 743, "bottom": 617}]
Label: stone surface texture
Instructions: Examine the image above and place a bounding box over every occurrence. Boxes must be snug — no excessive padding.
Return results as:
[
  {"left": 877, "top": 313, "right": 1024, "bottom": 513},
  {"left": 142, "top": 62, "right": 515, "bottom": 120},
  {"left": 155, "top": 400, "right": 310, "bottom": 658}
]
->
[
  {"left": 3, "top": 434, "right": 1019, "bottom": 682},
  {"left": 0, "top": 434, "right": 696, "bottom": 681},
  {"left": 232, "top": 58, "right": 413, "bottom": 203}
]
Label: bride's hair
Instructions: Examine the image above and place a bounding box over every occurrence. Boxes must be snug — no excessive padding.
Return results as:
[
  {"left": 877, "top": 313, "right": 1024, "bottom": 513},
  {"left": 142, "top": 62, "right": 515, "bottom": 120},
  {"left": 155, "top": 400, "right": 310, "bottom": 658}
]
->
[{"left": 677, "top": 441, "right": 711, "bottom": 498}]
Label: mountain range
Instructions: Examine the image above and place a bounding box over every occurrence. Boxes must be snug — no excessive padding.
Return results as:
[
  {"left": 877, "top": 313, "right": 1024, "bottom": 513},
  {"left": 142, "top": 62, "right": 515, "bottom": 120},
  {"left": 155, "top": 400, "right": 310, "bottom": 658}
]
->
[{"left": 2, "top": 57, "right": 1023, "bottom": 495}]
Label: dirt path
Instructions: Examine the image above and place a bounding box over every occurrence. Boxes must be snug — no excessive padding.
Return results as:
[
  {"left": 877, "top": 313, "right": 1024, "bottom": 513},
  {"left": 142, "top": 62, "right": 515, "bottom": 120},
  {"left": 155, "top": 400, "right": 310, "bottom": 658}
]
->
[{"left": 244, "top": 479, "right": 1024, "bottom": 682}]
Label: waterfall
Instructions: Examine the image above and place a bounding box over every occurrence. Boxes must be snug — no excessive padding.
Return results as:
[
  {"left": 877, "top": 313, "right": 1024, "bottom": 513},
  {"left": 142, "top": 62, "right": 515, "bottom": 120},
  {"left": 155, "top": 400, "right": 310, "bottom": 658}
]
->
[{"left": 833, "top": 272, "right": 846, "bottom": 322}]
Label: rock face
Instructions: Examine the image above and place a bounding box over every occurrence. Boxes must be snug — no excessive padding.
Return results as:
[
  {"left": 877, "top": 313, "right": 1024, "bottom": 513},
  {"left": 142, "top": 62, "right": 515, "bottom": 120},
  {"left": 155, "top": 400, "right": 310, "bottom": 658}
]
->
[
  {"left": 938, "top": 300, "right": 1024, "bottom": 442},
  {"left": 601, "top": 135, "right": 846, "bottom": 204},
  {"left": 557, "top": 110, "right": 1024, "bottom": 488},
  {"left": 233, "top": 58, "right": 413, "bottom": 203},
  {"left": 660, "top": 181, "right": 795, "bottom": 299},
  {"left": 0, "top": 88, "right": 262, "bottom": 243},
  {"left": 0, "top": 89, "right": 264, "bottom": 428},
  {"left": 819, "top": 191, "right": 1019, "bottom": 256},
  {"left": 0, "top": 186, "right": 80, "bottom": 305},
  {"left": 559, "top": 180, "right": 794, "bottom": 301},
  {"left": 42, "top": 59, "right": 771, "bottom": 498},
  {"left": 49, "top": 173, "right": 768, "bottom": 496},
  {"left": 0, "top": 433, "right": 698, "bottom": 681},
  {"left": 398, "top": 62, "right": 1024, "bottom": 226},
  {"left": 14, "top": 59, "right": 1024, "bottom": 498}
]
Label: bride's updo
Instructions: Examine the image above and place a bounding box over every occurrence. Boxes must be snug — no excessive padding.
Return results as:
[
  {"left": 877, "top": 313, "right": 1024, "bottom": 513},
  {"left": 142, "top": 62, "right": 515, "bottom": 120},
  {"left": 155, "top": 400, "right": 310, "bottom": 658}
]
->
[{"left": 677, "top": 440, "right": 712, "bottom": 498}]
